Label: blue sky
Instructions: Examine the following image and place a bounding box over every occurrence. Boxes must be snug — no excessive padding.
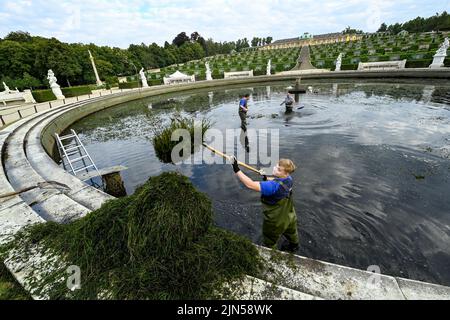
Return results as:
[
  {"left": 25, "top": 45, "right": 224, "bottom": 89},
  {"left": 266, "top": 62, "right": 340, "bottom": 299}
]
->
[{"left": 0, "top": 0, "right": 449, "bottom": 48}]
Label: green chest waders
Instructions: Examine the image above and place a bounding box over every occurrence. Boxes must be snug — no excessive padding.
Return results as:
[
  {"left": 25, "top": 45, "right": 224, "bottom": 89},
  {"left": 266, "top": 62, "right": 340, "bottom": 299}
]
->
[{"left": 261, "top": 188, "right": 299, "bottom": 248}]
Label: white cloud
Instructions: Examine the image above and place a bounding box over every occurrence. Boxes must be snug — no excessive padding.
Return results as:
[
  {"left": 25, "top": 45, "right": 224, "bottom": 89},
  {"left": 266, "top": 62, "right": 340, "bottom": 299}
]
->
[{"left": 0, "top": 0, "right": 448, "bottom": 48}]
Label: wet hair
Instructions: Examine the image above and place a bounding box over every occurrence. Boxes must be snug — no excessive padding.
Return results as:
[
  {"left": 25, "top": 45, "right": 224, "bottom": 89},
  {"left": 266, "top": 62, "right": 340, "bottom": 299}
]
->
[{"left": 278, "top": 159, "right": 296, "bottom": 174}]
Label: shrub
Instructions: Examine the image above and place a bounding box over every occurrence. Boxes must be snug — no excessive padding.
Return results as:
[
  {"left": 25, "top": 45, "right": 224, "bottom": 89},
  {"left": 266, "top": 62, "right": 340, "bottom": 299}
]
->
[
  {"left": 253, "top": 69, "right": 266, "bottom": 76},
  {"left": 118, "top": 81, "right": 140, "bottom": 89},
  {"left": 32, "top": 89, "right": 56, "bottom": 103},
  {"left": 195, "top": 74, "right": 206, "bottom": 81},
  {"left": 341, "top": 64, "right": 358, "bottom": 70},
  {"left": 149, "top": 79, "right": 163, "bottom": 86},
  {"left": 405, "top": 59, "right": 433, "bottom": 68},
  {"left": 61, "top": 85, "right": 92, "bottom": 98},
  {"left": 152, "top": 117, "right": 212, "bottom": 164}
]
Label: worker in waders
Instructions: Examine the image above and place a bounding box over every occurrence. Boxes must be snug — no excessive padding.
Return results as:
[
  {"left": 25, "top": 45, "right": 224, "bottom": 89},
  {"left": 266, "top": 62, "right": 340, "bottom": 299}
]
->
[
  {"left": 280, "top": 92, "right": 294, "bottom": 111},
  {"left": 231, "top": 157, "right": 300, "bottom": 252},
  {"left": 238, "top": 94, "right": 250, "bottom": 132}
]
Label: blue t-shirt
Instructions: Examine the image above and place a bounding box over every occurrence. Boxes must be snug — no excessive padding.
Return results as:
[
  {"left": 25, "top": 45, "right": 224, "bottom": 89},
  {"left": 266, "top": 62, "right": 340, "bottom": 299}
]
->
[
  {"left": 260, "top": 176, "right": 293, "bottom": 205},
  {"left": 239, "top": 98, "right": 248, "bottom": 112}
]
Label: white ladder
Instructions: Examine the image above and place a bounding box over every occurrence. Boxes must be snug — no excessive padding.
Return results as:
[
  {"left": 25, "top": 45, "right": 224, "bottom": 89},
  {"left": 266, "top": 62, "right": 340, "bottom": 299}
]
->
[{"left": 55, "top": 129, "right": 101, "bottom": 181}]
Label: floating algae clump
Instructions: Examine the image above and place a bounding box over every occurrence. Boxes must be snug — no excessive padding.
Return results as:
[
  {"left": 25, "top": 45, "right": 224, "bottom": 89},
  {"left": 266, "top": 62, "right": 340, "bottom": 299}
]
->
[
  {"left": 1, "top": 172, "right": 262, "bottom": 299},
  {"left": 152, "top": 117, "right": 212, "bottom": 163}
]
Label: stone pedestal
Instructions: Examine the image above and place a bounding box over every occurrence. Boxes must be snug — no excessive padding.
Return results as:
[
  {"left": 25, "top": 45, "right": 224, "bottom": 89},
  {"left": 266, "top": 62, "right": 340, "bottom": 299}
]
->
[
  {"left": 51, "top": 86, "right": 65, "bottom": 100},
  {"left": 429, "top": 54, "right": 446, "bottom": 69},
  {"left": 102, "top": 172, "right": 127, "bottom": 197}
]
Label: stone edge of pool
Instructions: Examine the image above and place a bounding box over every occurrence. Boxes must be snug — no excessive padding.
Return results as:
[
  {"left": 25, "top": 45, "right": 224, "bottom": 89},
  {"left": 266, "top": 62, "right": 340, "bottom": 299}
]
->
[{"left": 1, "top": 73, "right": 450, "bottom": 300}]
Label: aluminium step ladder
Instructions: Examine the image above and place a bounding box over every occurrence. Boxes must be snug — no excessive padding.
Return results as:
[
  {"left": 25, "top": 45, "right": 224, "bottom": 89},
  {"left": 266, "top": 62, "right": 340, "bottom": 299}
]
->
[{"left": 55, "top": 129, "right": 101, "bottom": 183}]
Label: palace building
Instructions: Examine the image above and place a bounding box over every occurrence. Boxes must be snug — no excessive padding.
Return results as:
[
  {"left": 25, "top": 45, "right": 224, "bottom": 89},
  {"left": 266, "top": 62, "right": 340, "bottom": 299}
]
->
[{"left": 260, "top": 32, "right": 364, "bottom": 50}]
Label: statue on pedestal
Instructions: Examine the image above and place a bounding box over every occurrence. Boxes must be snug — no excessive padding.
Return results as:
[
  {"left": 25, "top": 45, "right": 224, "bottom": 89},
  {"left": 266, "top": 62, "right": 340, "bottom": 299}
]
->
[
  {"left": 266, "top": 59, "right": 271, "bottom": 76},
  {"left": 429, "top": 37, "right": 449, "bottom": 69},
  {"left": 139, "top": 68, "right": 149, "bottom": 87},
  {"left": 205, "top": 62, "right": 213, "bottom": 80},
  {"left": 47, "top": 69, "right": 65, "bottom": 100},
  {"left": 335, "top": 53, "right": 343, "bottom": 71}
]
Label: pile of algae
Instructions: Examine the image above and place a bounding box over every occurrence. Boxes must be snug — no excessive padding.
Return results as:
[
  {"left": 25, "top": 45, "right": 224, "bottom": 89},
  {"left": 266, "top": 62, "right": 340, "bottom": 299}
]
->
[{"left": 0, "top": 172, "right": 263, "bottom": 299}]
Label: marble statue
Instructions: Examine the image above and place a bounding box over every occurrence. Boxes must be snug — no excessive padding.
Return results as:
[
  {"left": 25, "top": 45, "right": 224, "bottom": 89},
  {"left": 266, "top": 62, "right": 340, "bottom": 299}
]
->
[
  {"left": 437, "top": 37, "right": 449, "bottom": 56},
  {"left": 47, "top": 69, "right": 65, "bottom": 99},
  {"left": 2, "top": 82, "right": 10, "bottom": 92},
  {"left": 267, "top": 59, "right": 271, "bottom": 76},
  {"left": 139, "top": 68, "right": 149, "bottom": 87},
  {"left": 0, "top": 81, "right": 35, "bottom": 106},
  {"left": 429, "top": 37, "right": 449, "bottom": 69},
  {"left": 335, "top": 53, "right": 343, "bottom": 71},
  {"left": 205, "top": 62, "right": 213, "bottom": 81}
]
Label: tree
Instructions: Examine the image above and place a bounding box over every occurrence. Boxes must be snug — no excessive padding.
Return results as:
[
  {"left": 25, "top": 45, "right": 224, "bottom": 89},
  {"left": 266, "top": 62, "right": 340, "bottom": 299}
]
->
[
  {"left": 190, "top": 31, "right": 201, "bottom": 42},
  {"left": 20, "top": 72, "right": 41, "bottom": 89},
  {"left": 266, "top": 36, "right": 273, "bottom": 44},
  {"left": 4, "top": 31, "right": 32, "bottom": 42},
  {"left": 377, "top": 23, "right": 388, "bottom": 32},
  {"left": 172, "top": 32, "right": 190, "bottom": 47},
  {"left": 251, "top": 37, "right": 259, "bottom": 47},
  {"left": 343, "top": 26, "right": 363, "bottom": 34}
]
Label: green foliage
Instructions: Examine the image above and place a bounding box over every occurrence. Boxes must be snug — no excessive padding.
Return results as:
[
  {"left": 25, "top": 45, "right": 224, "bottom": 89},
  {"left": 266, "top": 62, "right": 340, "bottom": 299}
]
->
[
  {"left": 152, "top": 117, "right": 212, "bottom": 163},
  {"left": 382, "top": 11, "right": 450, "bottom": 33},
  {"left": 118, "top": 81, "right": 140, "bottom": 89},
  {"left": 149, "top": 79, "right": 163, "bottom": 86},
  {"left": 0, "top": 261, "right": 31, "bottom": 300},
  {"left": 32, "top": 89, "right": 56, "bottom": 103},
  {"left": 1, "top": 172, "right": 263, "bottom": 299},
  {"left": 341, "top": 64, "right": 358, "bottom": 70},
  {"left": 405, "top": 59, "right": 433, "bottom": 68},
  {"left": 61, "top": 85, "right": 92, "bottom": 98}
]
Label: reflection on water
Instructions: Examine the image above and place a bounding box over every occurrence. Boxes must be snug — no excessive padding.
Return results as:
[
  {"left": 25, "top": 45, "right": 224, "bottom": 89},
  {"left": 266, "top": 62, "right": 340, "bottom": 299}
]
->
[{"left": 66, "top": 80, "right": 450, "bottom": 286}]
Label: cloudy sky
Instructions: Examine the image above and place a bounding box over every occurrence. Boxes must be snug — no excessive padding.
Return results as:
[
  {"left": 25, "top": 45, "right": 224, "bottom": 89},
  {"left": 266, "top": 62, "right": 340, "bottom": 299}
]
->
[{"left": 0, "top": 0, "right": 449, "bottom": 48}]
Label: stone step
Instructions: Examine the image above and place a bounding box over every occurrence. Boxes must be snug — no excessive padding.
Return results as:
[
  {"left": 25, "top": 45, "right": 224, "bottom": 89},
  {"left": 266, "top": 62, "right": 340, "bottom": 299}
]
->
[
  {"left": 3, "top": 107, "right": 92, "bottom": 222},
  {"left": 257, "top": 246, "right": 450, "bottom": 300},
  {"left": 222, "top": 275, "right": 321, "bottom": 300}
]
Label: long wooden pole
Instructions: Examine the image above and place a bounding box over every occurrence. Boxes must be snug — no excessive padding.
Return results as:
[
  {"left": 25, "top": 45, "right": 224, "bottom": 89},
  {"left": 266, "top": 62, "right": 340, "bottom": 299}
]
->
[{"left": 202, "top": 143, "right": 264, "bottom": 175}]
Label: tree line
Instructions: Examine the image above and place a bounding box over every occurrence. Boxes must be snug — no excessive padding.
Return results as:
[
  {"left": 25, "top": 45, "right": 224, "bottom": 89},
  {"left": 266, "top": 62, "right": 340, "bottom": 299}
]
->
[
  {"left": 377, "top": 11, "right": 450, "bottom": 34},
  {"left": 0, "top": 31, "right": 273, "bottom": 90}
]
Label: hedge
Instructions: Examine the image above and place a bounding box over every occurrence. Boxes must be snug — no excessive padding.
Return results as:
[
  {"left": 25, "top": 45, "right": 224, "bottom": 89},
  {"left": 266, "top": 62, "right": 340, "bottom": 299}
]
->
[
  {"left": 119, "top": 81, "right": 140, "bottom": 89},
  {"left": 341, "top": 64, "right": 358, "bottom": 71},
  {"left": 405, "top": 59, "right": 433, "bottom": 68},
  {"left": 32, "top": 89, "right": 56, "bottom": 103},
  {"left": 195, "top": 75, "right": 206, "bottom": 81},
  {"left": 149, "top": 79, "right": 163, "bottom": 86},
  {"left": 61, "top": 85, "right": 92, "bottom": 98}
]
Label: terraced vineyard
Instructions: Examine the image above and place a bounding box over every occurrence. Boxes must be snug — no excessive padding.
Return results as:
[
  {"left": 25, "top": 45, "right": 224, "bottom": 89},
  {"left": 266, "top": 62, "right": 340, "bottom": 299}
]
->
[
  {"left": 139, "top": 32, "right": 450, "bottom": 86},
  {"left": 145, "top": 48, "right": 301, "bottom": 84},
  {"left": 310, "top": 32, "right": 450, "bottom": 70}
]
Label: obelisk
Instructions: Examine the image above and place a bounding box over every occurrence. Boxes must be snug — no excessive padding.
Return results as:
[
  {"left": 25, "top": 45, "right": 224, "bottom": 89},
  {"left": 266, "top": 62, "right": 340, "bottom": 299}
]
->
[{"left": 88, "top": 50, "right": 103, "bottom": 86}]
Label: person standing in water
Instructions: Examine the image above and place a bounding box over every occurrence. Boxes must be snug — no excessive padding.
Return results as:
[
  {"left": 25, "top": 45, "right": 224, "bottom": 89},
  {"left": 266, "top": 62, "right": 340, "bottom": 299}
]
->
[
  {"left": 238, "top": 93, "right": 250, "bottom": 131},
  {"left": 231, "top": 157, "right": 300, "bottom": 252},
  {"left": 280, "top": 92, "right": 294, "bottom": 111}
]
